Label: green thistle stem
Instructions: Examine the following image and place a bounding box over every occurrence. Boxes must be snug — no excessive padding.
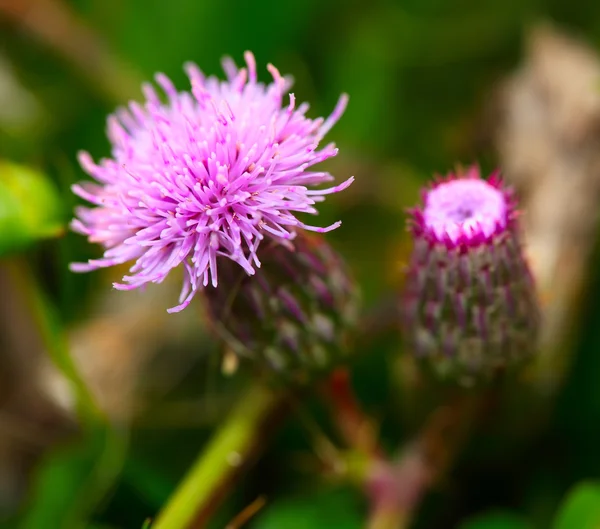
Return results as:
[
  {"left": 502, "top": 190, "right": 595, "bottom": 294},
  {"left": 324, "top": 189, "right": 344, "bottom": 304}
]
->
[{"left": 152, "top": 380, "right": 289, "bottom": 529}]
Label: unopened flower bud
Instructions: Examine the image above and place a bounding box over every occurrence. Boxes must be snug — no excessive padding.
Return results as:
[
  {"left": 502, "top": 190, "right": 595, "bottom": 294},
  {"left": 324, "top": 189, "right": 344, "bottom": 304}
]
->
[
  {"left": 204, "top": 233, "right": 359, "bottom": 382},
  {"left": 401, "top": 166, "right": 539, "bottom": 385}
]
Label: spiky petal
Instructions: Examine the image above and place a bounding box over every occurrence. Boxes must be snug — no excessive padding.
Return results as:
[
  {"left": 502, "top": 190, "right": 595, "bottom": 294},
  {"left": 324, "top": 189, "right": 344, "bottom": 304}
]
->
[
  {"left": 401, "top": 166, "right": 539, "bottom": 385},
  {"left": 70, "top": 52, "right": 353, "bottom": 312}
]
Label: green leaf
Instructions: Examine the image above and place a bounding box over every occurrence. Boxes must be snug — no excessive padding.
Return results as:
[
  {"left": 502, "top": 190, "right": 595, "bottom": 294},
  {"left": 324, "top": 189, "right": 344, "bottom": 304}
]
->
[
  {"left": 0, "top": 161, "right": 64, "bottom": 257},
  {"left": 553, "top": 482, "right": 600, "bottom": 529},
  {"left": 18, "top": 425, "right": 127, "bottom": 529},
  {"left": 459, "top": 511, "right": 533, "bottom": 529},
  {"left": 253, "top": 486, "right": 362, "bottom": 529}
]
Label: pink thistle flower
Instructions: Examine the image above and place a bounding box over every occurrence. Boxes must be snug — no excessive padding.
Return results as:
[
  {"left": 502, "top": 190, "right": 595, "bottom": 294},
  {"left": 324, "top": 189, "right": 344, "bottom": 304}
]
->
[
  {"left": 70, "top": 52, "right": 353, "bottom": 313},
  {"left": 401, "top": 166, "right": 539, "bottom": 384}
]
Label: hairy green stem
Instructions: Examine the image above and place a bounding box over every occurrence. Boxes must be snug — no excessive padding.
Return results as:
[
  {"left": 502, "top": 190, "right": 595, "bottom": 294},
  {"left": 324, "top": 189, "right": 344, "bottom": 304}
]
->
[{"left": 152, "top": 380, "right": 289, "bottom": 529}]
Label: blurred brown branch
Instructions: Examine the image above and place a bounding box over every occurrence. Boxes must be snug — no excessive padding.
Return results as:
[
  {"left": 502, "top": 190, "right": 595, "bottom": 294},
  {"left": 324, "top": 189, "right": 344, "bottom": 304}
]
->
[
  {"left": 495, "top": 23, "right": 600, "bottom": 394},
  {"left": 225, "top": 496, "right": 267, "bottom": 529},
  {"left": 324, "top": 368, "right": 382, "bottom": 458}
]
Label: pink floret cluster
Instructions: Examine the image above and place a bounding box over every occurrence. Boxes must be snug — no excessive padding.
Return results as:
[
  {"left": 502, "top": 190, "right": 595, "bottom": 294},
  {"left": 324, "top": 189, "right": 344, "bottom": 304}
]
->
[
  {"left": 409, "top": 166, "right": 517, "bottom": 251},
  {"left": 70, "top": 52, "right": 353, "bottom": 312}
]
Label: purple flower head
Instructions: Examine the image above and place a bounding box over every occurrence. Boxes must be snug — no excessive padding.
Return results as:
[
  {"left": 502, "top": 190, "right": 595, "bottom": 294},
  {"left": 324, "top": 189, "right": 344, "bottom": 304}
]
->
[
  {"left": 410, "top": 166, "right": 515, "bottom": 250},
  {"left": 70, "top": 52, "right": 353, "bottom": 312},
  {"left": 401, "top": 166, "right": 539, "bottom": 385}
]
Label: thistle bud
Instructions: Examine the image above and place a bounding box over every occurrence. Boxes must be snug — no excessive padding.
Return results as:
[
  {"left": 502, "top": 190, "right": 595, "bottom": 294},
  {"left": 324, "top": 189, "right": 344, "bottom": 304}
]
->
[
  {"left": 204, "top": 233, "right": 359, "bottom": 382},
  {"left": 401, "top": 166, "right": 539, "bottom": 385}
]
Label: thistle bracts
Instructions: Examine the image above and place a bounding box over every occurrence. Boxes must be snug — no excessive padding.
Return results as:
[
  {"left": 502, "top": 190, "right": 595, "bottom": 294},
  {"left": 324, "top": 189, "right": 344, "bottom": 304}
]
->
[
  {"left": 204, "top": 233, "right": 359, "bottom": 382},
  {"left": 401, "top": 166, "right": 539, "bottom": 385}
]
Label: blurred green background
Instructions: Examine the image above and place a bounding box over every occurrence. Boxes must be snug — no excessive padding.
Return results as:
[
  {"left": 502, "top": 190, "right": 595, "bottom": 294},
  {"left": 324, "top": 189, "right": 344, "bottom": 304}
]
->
[{"left": 3, "top": 0, "right": 600, "bottom": 528}]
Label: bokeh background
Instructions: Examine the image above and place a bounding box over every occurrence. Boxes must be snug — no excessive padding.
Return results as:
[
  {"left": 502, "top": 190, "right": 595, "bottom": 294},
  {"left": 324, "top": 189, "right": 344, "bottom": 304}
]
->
[{"left": 3, "top": 0, "right": 600, "bottom": 528}]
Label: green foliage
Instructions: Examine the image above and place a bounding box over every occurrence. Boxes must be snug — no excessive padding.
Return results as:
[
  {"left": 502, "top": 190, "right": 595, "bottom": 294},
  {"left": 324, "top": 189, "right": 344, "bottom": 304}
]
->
[
  {"left": 459, "top": 512, "right": 533, "bottom": 529},
  {"left": 17, "top": 426, "right": 127, "bottom": 529},
  {"left": 553, "top": 482, "right": 600, "bottom": 529},
  {"left": 0, "top": 161, "right": 63, "bottom": 256},
  {"left": 252, "top": 486, "right": 363, "bottom": 529}
]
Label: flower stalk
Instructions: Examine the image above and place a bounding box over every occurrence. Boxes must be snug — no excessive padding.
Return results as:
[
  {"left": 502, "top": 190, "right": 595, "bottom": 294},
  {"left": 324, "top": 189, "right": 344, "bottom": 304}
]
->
[
  {"left": 367, "top": 395, "right": 481, "bottom": 529},
  {"left": 152, "top": 379, "right": 291, "bottom": 529}
]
